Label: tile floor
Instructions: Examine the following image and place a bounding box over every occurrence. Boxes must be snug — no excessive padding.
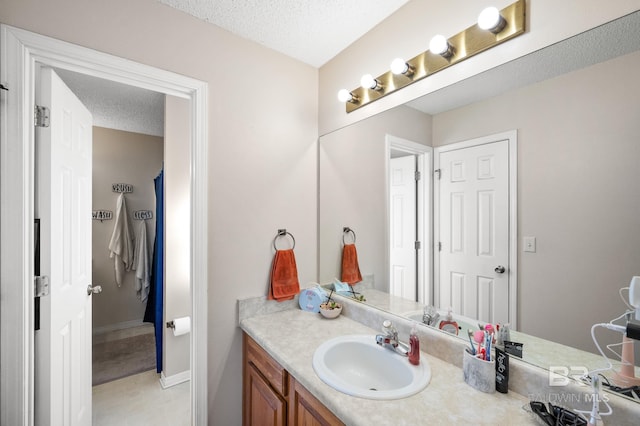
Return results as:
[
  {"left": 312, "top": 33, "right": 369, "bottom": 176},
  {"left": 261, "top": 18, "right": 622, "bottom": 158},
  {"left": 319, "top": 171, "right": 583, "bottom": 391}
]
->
[
  {"left": 92, "top": 325, "right": 190, "bottom": 425},
  {"left": 92, "top": 370, "right": 191, "bottom": 426}
]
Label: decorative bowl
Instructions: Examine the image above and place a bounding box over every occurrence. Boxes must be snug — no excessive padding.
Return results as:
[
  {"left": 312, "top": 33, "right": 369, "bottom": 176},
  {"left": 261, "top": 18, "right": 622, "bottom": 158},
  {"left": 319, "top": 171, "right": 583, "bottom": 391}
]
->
[{"left": 319, "top": 302, "right": 342, "bottom": 319}]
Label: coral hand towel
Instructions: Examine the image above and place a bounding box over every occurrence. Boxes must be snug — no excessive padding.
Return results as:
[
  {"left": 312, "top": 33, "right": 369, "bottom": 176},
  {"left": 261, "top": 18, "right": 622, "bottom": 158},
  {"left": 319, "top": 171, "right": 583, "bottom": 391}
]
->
[
  {"left": 268, "top": 249, "right": 300, "bottom": 301},
  {"left": 341, "top": 243, "right": 362, "bottom": 285}
]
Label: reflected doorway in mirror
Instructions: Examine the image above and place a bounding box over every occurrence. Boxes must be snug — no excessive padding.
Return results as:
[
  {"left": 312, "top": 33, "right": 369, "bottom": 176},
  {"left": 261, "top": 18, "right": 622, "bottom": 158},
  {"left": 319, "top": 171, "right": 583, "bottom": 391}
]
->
[{"left": 434, "top": 130, "right": 517, "bottom": 328}]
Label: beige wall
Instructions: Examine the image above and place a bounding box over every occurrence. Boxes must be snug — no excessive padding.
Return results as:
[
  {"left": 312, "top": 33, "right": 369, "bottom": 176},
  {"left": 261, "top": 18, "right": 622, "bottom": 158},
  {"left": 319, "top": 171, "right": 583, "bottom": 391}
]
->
[
  {"left": 163, "top": 96, "right": 191, "bottom": 378},
  {"left": 0, "top": 1, "right": 318, "bottom": 424},
  {"left": 319, "top": 0, "right": 640, "bottom": 134},
  {"left": 319, "top": 105, "right": 431, "bottom": 287},
  {"left": 432, "top": 50, "right": 640, "bottom": 353},
  {"left": 92, "top": 127, "right": 163, "bottom": 330}
]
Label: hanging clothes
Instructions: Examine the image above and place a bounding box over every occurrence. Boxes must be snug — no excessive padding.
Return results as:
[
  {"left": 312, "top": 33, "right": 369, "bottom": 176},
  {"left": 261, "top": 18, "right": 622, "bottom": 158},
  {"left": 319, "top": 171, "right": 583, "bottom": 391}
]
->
[
  {"left": 144, "top": 168, "right": 164, "bottom": 373},
  {"left": 108, "top": 192, "right": 134, "bottom": 286},
  {"left": 133, "top": 219, "right": 150, "bottom": 303}
]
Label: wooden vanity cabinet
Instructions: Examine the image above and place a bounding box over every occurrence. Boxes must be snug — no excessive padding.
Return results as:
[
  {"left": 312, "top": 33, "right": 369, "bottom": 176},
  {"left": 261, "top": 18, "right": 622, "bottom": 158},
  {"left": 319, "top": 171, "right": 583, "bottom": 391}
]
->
[
  {"left": 243, "top": 333, "right": 288, "bottom": 426},
  {"left": 288, "top": 375, "right": 344, "bottom": 426},
  {"left": 243, "top": 333, "right": 344, "bottom": 426}
]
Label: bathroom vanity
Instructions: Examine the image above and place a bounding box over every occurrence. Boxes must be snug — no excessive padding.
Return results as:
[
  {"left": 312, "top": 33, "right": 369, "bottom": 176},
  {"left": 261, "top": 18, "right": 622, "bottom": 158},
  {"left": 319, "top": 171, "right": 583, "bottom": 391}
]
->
[
  {"left": 240, "top": 299, "right": 537, "bottom": 425},
  {"left": 243, "top": 332, "right": 344, "bottom": 425},
  {"left": 240, "top": 290, "right": 640, "bottom": 425}
]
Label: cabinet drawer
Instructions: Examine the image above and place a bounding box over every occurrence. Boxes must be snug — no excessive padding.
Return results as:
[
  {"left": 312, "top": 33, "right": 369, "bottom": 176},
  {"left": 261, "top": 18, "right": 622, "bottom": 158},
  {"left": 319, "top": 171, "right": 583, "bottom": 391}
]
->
[{"left": 245, "top": 334, "right": 288, "bottom": 396}]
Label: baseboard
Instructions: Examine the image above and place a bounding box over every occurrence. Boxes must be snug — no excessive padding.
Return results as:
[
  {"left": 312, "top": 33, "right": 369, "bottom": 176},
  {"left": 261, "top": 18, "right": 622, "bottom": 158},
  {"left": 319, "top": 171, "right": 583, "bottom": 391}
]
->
[
  {"left": 160, "top": 370, "right": 191, "bottom": 389},
  {"left": 93, "top": 319, "right": 148, "bottom": 335}
]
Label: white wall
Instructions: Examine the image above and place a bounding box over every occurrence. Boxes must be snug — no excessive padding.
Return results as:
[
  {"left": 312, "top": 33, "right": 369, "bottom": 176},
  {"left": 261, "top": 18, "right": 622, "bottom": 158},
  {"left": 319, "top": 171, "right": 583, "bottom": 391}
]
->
[
  {"left": 319, "top": 0, "right": 640, "bottom": 134},
  {"left": 163, "top": 96, "right": 191, "bottom": 378},
  {"left": 432, "top": 50, "right": 640, "bottom": 353},
  {"left": 92, "top": 127, "right": 163, "bottom": 330},
  {"left": 0, "top": 1, "right": 318, "bottom": 424}
]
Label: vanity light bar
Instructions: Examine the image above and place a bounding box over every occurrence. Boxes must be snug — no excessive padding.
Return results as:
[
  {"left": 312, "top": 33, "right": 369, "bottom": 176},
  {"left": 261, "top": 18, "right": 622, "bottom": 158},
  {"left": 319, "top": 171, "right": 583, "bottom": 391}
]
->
[{"left": 341, "top": 0, "right": 526, "bottom": 113}]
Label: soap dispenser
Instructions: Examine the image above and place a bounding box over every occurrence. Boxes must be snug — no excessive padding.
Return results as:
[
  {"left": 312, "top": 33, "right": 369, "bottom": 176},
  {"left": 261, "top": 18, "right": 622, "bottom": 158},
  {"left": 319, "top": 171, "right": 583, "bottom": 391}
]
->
[
  {"left": 439, "top": 308, "right": 459, "bottom": 335},
  {"left": 409, "top": 323, "right": 420, "bottom": 365}
]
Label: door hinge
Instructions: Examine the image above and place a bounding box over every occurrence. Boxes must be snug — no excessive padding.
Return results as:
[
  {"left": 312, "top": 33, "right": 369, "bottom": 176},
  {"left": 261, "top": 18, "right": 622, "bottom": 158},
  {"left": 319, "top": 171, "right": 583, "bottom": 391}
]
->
[
  {"left": 34, "top": 276, "right": 50, "bottom": 297},
  {"left": 438, "top": 242, "right": 442, "bottom": 252},
  {"left": 415, "top": 170, "right": 421, "bottom": 181},
  {"left": 415, "top": 241, "right": 421, "bottom": 250},
  {"left": 35, "top": 105, "right": 50, "bottom": 128},
  {"left": 434, "top": 169, "right": 441, "bottom": 180}
]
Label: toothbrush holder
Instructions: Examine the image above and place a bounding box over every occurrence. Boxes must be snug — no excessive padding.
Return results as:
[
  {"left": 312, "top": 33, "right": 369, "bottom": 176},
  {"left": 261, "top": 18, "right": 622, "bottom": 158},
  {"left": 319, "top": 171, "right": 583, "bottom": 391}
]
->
[{"left": 462, "top": 349, "right": 496, "bottom": 393}]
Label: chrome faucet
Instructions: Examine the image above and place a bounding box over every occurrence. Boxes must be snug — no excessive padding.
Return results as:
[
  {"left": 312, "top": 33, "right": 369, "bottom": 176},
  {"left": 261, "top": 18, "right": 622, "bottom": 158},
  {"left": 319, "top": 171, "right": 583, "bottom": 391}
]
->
[
  {"left": 375, "top": 320, "right": 409, "bottom": 356},
  {"left": 422, "top": 305, "right": 440, "bottom": 326}
]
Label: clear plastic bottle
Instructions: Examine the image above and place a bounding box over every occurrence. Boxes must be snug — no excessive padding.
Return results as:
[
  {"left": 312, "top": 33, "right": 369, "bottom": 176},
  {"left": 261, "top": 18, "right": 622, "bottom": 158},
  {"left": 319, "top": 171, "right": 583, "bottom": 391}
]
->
[{"left": 409, "top": 324, "right": 420, "bottom": 365}]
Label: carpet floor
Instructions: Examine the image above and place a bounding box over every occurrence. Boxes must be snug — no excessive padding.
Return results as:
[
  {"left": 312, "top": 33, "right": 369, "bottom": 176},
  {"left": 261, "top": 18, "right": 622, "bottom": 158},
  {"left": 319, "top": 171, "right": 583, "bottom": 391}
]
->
[{"left": 93, "top": 333, "right": 156, "bottom": 386}]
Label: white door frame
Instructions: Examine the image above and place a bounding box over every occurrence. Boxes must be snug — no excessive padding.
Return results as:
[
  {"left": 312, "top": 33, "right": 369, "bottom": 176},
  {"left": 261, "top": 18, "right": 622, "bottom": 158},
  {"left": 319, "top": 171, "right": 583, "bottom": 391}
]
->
[
  {"left": 385, "top": 135, "right": 432, "bottom": 305},
  {"left": 433, "top": 130, "right": 518, "bottom": 329},
  {"left": 0, "top": 25, "right": 208, "bottom": 425}
]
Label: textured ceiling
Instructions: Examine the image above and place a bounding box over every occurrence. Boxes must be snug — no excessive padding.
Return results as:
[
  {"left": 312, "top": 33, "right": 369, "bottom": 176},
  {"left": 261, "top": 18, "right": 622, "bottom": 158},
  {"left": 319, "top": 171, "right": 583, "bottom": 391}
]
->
[
  {"left": 55, "top": 68, "right": 165, "bottom": 137},
  {"left": 157, "top": 0, "right": 410, "bottom": 67}
]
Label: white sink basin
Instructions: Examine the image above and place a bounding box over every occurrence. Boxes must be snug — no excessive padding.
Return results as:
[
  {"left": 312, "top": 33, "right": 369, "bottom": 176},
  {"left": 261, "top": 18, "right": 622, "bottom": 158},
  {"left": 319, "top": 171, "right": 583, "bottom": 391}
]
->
[{"left": 312, "top": 334, "right": 431, "bottom": 400}]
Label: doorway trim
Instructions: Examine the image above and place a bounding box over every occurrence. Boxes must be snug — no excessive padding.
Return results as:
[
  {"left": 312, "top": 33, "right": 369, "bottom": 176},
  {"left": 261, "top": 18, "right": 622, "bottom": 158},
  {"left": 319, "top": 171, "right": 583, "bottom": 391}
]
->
[
  {"left": 385, "top": 135, "right": 432, "bottom": 305},
  {"left": 0, "top": 25, "right": 208, "bottom": 425},
  {"left": 433, "top": 130, "right": 518, "bottom": 329}
]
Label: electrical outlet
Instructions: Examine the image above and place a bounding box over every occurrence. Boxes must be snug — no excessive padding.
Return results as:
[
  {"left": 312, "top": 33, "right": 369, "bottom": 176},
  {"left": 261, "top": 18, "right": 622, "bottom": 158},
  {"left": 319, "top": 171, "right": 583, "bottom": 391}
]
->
[{"left": 524, "top": 237, "right": 536, "bottom": 253}]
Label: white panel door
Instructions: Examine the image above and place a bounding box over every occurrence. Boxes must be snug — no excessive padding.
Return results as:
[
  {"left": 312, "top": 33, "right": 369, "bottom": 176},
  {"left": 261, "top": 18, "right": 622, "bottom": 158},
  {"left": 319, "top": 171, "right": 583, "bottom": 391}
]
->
[
  {"left": 438, "top": 140, "right": 509, "bottom": 324},
  {"left": 35, "top": 67, "right": 93, "bottom": 426},
  {"left": 389, "top": 155, "right": 417, "bottom": 301}
]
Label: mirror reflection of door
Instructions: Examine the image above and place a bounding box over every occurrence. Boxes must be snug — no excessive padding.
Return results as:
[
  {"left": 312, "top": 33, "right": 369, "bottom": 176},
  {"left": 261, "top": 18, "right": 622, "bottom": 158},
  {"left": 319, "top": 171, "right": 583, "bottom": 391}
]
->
[
  {"left": 435, "top": 134, "right": 514, "bottom": 325},
  {"left": 389, "top": 154, "right": 417, "bottom": 301},
  {"left": 387, "top": 135, "right": 432, "bottom": 305}
]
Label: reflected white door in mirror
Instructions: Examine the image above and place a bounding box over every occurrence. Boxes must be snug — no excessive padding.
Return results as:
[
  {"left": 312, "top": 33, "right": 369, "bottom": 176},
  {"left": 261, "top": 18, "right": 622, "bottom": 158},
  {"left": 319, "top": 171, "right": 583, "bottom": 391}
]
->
[
  {"left": 434, "top": 131, "right": 517, "bottom": 328},
  {"left": 387, "top": 136, "right": 432, "bottom": 305}
]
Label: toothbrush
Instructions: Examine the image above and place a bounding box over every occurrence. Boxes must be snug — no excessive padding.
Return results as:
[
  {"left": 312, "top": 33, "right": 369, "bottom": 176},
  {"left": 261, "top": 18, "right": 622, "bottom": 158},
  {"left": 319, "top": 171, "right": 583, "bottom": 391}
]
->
[
  {"left": 466, "top": 329, "right": 476, "bottom": 355},
  {"left": 473, "top": 330, "right": 485, "bottom": 355},
  {"left": 485, "top": 331, "right": 492, "bottom": 362}
]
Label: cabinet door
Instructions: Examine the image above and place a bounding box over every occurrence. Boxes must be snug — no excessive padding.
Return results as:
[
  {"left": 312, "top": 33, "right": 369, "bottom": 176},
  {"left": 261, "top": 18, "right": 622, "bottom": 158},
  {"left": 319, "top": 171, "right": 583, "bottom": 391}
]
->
[
  {"left": 288, "top": 376, "right": 344, "bottom": 426},
  {"left": 245, "top": 363, "right": 286, "bottom": 426}
]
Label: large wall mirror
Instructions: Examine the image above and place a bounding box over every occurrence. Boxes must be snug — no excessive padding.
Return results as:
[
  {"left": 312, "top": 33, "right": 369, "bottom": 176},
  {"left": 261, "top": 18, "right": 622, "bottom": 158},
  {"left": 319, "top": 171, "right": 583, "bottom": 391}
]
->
[{"left": 320, "top": 11, "right": 640, "bottom": 402}]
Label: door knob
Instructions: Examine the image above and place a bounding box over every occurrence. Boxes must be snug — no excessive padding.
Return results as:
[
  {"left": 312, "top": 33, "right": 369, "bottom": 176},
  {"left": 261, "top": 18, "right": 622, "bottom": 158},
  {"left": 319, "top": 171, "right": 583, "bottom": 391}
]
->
[
  {"left": 494, "top": 266, "right": 506, "bottom": 274},
  {"left": 87, "top": 285, "right": 102, "bottom": 296}
]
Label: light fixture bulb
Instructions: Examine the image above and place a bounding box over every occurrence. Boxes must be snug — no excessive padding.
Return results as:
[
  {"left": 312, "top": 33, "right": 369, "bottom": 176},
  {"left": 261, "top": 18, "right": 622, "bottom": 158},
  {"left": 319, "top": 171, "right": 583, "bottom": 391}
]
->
[
  {"left": 337, "top": 89, "right": 353, "bottom": 103},
  {"left": 478, "top": 7, "right": 506, "bottom": 33},
  {"left": 429, "top": 34, "right": 452, "bottom": 57},
  {"left": 360, "top": 74, "right": 377, "bottom": 90},
  {"left": 390, "top": 58, "right": 409, "bottom": 75}
]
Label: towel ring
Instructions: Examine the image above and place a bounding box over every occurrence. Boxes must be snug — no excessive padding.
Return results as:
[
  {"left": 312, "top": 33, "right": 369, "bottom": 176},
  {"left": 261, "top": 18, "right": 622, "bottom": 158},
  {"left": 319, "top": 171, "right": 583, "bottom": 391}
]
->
[
  {"left": 273, "top": 229, "right": 296, "bottom": 250},
  {"left": 343, "top": 227, "right": 356, "bottom": 245}
]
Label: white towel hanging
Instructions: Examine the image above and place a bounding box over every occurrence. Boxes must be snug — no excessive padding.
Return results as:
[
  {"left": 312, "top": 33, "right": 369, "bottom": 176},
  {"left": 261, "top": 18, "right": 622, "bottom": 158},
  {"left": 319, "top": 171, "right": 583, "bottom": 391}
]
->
[
  {"left": 133, "top": 219, "right": 150, "bottom": 303},
  {"left": 108, "top": 193, "right": 134, "bottom": 286}
]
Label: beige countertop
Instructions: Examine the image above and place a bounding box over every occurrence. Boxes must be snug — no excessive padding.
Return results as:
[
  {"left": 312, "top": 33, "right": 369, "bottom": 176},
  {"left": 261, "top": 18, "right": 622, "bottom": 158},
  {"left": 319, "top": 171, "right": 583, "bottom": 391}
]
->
[{"left": 240, "top": 308, "right": 537, "bottom": 425}]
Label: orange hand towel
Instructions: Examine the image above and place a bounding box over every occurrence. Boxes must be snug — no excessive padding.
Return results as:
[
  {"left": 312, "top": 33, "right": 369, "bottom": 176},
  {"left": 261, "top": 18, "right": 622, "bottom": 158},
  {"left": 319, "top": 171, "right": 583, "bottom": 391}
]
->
[
  {"left": 341, "top": 243, "right": 362, "bottom": 285},
  {"left": 268, "top": 249, "right": 300, "bottom": 301}
]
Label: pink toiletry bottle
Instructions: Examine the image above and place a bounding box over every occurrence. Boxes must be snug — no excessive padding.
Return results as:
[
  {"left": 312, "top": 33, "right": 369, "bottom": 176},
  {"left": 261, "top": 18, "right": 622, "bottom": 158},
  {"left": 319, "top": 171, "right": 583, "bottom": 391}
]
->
[
  {"left": 409, "top": 324, "right": 420, "bottom": 365},
  {"left": 439, "top": 308, "right": 459, "bottom": 335}
]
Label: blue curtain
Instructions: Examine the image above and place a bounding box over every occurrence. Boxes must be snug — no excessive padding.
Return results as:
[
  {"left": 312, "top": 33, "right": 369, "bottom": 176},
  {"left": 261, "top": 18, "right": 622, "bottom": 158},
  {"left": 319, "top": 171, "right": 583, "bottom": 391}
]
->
[{"left": 144, "top": 168, "right": 164, "bottom": 373}]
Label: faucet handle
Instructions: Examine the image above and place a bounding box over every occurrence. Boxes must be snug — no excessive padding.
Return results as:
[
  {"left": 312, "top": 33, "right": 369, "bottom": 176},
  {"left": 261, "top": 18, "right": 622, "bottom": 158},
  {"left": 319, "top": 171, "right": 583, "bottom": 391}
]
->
[{"left": 382, "top": 320, "right": 397, "bottom": 335}]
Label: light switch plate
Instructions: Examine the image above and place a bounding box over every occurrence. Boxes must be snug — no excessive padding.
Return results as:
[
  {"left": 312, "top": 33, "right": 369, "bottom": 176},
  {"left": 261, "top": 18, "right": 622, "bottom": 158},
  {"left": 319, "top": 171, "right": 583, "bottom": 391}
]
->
[{"left": 524, "top": 236, "right": 536, "bottom": 253}]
